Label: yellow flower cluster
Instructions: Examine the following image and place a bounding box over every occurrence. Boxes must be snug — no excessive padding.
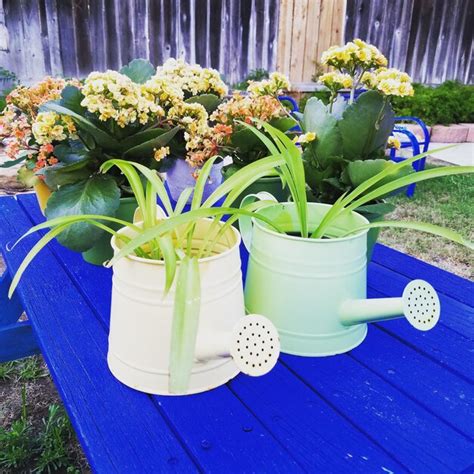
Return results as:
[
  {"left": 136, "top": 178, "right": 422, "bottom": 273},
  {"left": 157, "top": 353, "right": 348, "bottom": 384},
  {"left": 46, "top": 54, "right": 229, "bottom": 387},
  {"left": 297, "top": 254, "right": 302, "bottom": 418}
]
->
[
  {"left": 321, "top": 39, "right": 387, "bottom": 69},
  {"left": 154, "top": 58, "right": 228, "bottom": 98},
  {"left": 373, "top": 68, "right": 414, "bottom": 97},
  {"left": 319, "top": 40, "right": 413, "bottom": 98},
  {"left": 387, "top": 136, "right": 401, "bottom": 150},
  {"left": 32, "top": 111, "right": 77, "bottom": 145},
  {"left": 319, "top": 72, "right": 353, "bottom": 91},
  {"left": 81, "top": 71, "right": 164, "bottom": 127},
  {"left": 293, "top": 132, "right": 316, "bottom": 144},
  {"left": 247, "top": 72, "right": 291, "bottom": 97},
  {"left": 168, "top": 101, "right": 209, "bottom": 150},
  {"left": 211, "top": 92, "right": 285, "bottom": 126},
  {"left": 153, "top": 146, "right": 170, "bottom": 162},
  {"left": 141, "top": 76, "right": 184, "bottom": 109}
]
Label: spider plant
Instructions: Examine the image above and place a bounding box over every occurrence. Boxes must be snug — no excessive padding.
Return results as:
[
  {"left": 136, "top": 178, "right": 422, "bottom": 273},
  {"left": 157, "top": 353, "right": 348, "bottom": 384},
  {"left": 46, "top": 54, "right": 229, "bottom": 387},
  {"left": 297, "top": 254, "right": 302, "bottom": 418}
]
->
[
  {"left": 243, "top": 120, "right": 473, "bottom": 249},
  {"left": 8, "top": 154, "right": 284, "bottom": 393}
]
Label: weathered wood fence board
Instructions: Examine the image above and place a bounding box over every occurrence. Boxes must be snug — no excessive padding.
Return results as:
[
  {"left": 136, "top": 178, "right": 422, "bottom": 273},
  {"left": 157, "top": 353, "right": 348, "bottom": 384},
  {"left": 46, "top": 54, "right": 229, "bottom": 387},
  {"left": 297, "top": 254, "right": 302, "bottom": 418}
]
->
[
  {"left": 345, "top": 0, "right": 473, "bottom": 84},
  {"left": 0, "top": 0, "right": 471, "bottom": 86},
  {"left": 0, "top": 0, "right": 279, "bottom": 85}
]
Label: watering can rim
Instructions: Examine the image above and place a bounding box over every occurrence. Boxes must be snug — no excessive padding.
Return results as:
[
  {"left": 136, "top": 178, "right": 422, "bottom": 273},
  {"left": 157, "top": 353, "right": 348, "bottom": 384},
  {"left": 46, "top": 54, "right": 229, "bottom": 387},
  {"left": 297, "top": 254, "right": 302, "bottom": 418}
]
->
[
  {"left": 251, "top": 201, "right": 370, "bottom": 243},
  {"left": 110, "top": 217, "right": 241, "bottom": 266}
]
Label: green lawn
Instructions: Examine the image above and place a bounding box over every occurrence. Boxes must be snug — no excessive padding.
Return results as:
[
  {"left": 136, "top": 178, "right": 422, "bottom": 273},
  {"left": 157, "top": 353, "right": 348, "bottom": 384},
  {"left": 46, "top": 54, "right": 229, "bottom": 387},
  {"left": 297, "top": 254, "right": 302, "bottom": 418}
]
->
[{"left": 381, "top": 160, "right": 473, "bottom": 279}]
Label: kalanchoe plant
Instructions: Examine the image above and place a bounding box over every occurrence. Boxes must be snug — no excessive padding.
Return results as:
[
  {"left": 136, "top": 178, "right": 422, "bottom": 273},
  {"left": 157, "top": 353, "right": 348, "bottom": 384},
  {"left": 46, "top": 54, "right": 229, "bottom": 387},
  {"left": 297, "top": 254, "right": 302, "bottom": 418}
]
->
[
  {"left": 0, "top": 77, "right": 77, "bottom": 185},
  {"left": 213, "top": 72, "right": 296, "bottom": 175},
  {"left": 34, "top": 59, "right": 182, "bottom": 251},
  {"left": 8, "top": 154, "right": 284, "bottom": 393},
  {"left": 299, "top": 39, "right": 416, "bottom": 222}
]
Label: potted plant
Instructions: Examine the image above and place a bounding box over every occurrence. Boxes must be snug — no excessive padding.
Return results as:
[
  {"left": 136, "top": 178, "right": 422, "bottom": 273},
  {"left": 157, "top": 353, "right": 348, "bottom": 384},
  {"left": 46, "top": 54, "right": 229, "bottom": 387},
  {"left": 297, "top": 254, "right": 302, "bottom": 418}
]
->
[
  {"left": 300, "top": 39, "right": 415, "bottom": 256},
  {"left": 0, "top": 61, "right": 184, "bottom": 264},
  {"left": 215, "top": 72, "right": 297, "bottom": 203},
  {"left": 238, "top": 121, "right": 473, "bottom": 356},
  {"left": 0, "top": 76, "right": 78, "bottom": 209},
  {"left": 8, "top": 155, "right": 284, "bottom": 395},
  {"left": 149, "top": 58, "right": 231, "bottom": 202}
]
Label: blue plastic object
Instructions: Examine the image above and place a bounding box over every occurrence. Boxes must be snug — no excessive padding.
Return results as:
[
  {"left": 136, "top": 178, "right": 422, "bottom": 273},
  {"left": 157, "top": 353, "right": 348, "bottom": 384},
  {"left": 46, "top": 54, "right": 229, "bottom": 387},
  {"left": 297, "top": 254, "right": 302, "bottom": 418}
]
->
[
  {"left": 390, "top": 116, "right": 431, "bottom": 197},
  {"left": 278, "top": 95, "right": 299, "bottom": 112}
]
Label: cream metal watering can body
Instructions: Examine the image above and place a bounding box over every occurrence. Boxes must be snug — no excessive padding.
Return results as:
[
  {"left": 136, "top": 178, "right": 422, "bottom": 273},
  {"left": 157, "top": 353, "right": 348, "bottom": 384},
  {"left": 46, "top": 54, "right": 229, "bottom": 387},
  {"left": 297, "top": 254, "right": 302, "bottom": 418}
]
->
[
  {"left": 241, "top": 197, "right": 440, "bottom": 356},
  {"left": 107, "top": 215, "right": 280, "bottom": 395}
]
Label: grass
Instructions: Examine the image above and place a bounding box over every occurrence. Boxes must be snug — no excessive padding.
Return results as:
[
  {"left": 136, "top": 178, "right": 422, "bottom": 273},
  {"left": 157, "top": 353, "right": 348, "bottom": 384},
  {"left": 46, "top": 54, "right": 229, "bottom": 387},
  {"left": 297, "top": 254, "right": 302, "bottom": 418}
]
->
[
  {"left": 0, "top": 357, "right": 47, "bottom": 382},
  {"left": 0, "top": 357, "right": 87, "bottom": 473},
  {"left": 381, "top": 160, "right": 474, "bottom": 279}
]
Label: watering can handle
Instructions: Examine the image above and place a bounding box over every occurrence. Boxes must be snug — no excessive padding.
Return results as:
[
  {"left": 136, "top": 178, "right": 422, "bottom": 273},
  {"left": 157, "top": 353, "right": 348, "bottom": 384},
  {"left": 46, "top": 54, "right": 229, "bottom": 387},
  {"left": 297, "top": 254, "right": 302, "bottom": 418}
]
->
[
  {"left": 238, "top": 192, "right": 277, "bottom": 251},
  {"left": 133, "top": 204, "right": 168, "bottom": 224}
]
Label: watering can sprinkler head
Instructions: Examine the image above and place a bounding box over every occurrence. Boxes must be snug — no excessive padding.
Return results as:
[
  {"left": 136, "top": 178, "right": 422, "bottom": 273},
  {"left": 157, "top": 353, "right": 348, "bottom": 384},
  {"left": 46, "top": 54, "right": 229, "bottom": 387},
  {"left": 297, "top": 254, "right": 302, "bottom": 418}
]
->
[
  {"left": 339, "top": 279, "right": 440, "bottom": 331},
  {"left": 195, "top": 314, "right": 280, "bottom": 376}
]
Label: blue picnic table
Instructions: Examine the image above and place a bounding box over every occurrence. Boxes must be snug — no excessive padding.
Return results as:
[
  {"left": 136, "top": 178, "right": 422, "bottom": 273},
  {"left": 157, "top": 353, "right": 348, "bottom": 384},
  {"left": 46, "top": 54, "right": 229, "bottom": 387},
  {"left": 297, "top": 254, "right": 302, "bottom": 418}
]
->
[{"left": 0, "top": 193, "right": 473, "bottom": 473}]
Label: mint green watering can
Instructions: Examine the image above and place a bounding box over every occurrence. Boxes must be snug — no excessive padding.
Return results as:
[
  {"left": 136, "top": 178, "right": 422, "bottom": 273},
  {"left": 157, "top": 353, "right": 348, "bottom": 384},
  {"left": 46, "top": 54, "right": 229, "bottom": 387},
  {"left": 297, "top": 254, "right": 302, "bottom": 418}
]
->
[{"left": 240, "top": 195, "right": 441, "bottom": 356}]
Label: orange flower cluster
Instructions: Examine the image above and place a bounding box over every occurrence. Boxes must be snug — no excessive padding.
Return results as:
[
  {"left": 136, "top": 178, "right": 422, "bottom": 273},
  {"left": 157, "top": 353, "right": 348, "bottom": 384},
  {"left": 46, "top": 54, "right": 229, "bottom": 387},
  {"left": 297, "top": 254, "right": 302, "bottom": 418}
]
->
[
  {"left": 211, "top": 92, "right": 284, "bottom": 127},
  {"left": 187, "top": 123, "right": 233, "bottom": 167},
  {"left": 34, "top": 143, "right": 58, "bottom": 171},
  {"left": 7, "top": 77, "right": 71, "bottom": 118},
  {"left": 0, "top": 77, "right": 76, "bottom": 171}
]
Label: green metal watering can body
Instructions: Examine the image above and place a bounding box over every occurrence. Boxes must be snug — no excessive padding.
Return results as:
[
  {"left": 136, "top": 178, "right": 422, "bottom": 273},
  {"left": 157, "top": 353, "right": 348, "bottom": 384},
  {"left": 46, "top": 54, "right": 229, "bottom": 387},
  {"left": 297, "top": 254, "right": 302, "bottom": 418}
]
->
[{"left": 243, "top": 201, "right": 370, "bottom": 356}]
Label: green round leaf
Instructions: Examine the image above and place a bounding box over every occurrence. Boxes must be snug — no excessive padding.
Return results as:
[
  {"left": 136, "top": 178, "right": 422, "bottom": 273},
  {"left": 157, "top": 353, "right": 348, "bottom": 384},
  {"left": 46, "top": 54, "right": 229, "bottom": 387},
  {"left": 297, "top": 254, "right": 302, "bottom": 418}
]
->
[
  {"left": 339, "top": 90, "right": 395, "bottom": 160},
  {"left": 45, "top": 175, "right": 121, "bottom": 251},
  {"left": 185, "top": 94, "right": 222, "bottom": 113},
  {"left": 120, "top": 59, "right": 155, "bottom": 84}
]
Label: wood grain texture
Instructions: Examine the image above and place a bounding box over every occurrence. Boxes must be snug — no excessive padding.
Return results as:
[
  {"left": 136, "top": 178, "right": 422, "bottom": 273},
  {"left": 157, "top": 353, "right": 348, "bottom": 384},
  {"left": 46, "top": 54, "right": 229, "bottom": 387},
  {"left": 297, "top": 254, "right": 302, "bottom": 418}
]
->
[
  {"left": 277, "top": 0, "right": 346, "bottom": 82},
  {"left": 345, "top": 0, "right": 473, "bottom": 84},
  {"left": 2, "top": 0, "right": 279, "bottom": 85},
  {"left": 302, "top": 0, "right": 322, "bottom": 80},
  {"left": 282, "top": 352, "right": 474, "bottom": 472},
  {"left": 2, "top": 192, "right": 473, "bottom": 472}
]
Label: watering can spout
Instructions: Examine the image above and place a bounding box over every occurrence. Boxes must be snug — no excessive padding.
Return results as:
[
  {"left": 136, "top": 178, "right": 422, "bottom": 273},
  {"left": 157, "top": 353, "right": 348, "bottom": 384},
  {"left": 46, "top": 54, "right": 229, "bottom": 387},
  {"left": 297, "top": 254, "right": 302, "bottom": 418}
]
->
[
  {"left": 195, "top": 314, "right": 280, "bottom": 376},
  {"left": 339, "top": 280, "right": 440, "bottom": 331}
]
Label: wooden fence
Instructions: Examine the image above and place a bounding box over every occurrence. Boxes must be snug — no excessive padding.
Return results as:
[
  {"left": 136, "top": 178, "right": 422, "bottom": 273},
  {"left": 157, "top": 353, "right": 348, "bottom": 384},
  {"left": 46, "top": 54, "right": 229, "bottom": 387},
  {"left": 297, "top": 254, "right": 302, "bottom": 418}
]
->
[
  {"left": 345, "top": 0, "right": 473, "bottom": 84},
  {"left": 0, "top": 0, "right": 472, "bottom": 86},
  {"left": 276, "top": 0, "right": 346, "bottom": 83},
  {"left": 0, "top": 0, "right": 279, "bottom": 85}
]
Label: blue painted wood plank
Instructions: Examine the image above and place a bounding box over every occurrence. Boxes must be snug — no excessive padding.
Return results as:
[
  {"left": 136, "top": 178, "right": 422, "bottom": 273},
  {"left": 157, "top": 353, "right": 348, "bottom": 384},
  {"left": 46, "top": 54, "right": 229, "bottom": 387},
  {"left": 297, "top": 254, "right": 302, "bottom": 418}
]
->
[
  {"left": 228, "top": 363, "right": 404, "bottom": 472},
  {"left": 372, "top": 244, "right": 473, "bottom": 307},
  {"left": 368, "top": 261, "right": 474, "bottom": 337},
  {"left": 0, "top": 269, "right": 24, "bottom": 325},
  {"left": 282, "top": 354, "right": 474, "bottom": 473},
  {"left": 366, "top": 291, "right": 474, "bottom": 383},
  {"left": 349, "top": 325, "right": 474, "bottom": 440},
  {"left": 0, "top": 195, "right": 198, "bottom": 473},
  {"left": 16, "top": 193, "right": 303, "bottom": 472},
  {"left": 0, "top": 320, "right": 40, "bottom": 362}
]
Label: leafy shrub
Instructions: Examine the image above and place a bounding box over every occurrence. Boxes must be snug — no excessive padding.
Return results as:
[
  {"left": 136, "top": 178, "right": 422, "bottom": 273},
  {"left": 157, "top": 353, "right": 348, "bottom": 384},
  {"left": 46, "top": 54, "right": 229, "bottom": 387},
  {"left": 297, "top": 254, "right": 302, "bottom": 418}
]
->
[
  {"left": 233, "top": 68, "right": 269, "bottom": 90},
  {"left": 299, "top": 90, "right": 331, "bottom": 110},
  {"left": 0, "top": 66, "right": 17, "bottom": 81},
  {"left": 391, "top": 81, "right": 474, "bottom": 125}
]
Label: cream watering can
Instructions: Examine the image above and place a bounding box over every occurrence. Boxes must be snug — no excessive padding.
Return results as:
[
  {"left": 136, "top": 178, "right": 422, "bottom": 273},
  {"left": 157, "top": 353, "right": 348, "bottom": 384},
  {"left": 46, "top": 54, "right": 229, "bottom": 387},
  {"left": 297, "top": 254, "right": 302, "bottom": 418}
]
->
[
  {"left": 108, "top": 207, "right": 280, "bottom": 395},
  {"left": 240, "top": 195, "right": 441, "bottom": 356}
]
